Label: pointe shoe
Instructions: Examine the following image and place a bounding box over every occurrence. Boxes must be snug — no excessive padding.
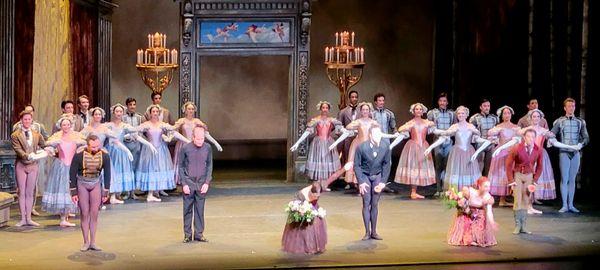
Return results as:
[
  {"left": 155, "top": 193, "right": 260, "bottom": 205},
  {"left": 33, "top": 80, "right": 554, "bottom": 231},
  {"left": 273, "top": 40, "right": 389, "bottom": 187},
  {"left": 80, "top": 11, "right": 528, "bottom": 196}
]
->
[
  {"left": 15, "top": 220, "right": 27, "bottom": 227},
  {"left": 147, "top": 195, "right": 162, "bottom": 202},
  {"left": 528, "top": 207, "right": 543, "bottom": 215},
  {"left": 110, "top": 197, "right": 124, "bottom": 204},
  {"left": 68, "top": 213, "right": 76, "bottom": 218},
  {"left": 27, "top": 220, "right": 41, "bottom": 227},
  {"left": 558, "top": 206, "right": 569, "bottom": 213},
  {"left": 159, "top": 190, "right": 169, "bottom": 197},
  {"left": 80, "top": 243, "right": 90, "bottom": 252},
  {"left": 569, "top": 206, "right": 580, "bottom": 213},
  {"left": 31, "top": 209, "right": 40, "bottom": 216},
  {"left": 89, "top": 244, "right": 102, "bottom": 251},
  {"left": 410, "top": 193, "right": 425, "bottom": 199},
  {"left": 60, "top": 221, "right": 76, "bottom": 227}
]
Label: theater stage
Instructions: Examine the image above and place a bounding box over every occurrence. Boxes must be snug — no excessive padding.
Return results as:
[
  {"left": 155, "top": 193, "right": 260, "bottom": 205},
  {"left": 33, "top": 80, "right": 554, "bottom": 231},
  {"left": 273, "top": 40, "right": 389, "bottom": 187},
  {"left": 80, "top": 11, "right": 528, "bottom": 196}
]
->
[{"left": 1, "top": 179, "right": 599, "bottom": 269}]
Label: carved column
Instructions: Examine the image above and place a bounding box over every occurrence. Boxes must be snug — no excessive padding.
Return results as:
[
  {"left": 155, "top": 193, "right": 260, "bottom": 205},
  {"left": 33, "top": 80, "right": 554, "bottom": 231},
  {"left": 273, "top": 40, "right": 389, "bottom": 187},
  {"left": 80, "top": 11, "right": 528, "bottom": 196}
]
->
[
  {"left": 179, "top": 0, "right": 194, "bottom": 112},
  {"left": 290, "top": 0, "right": 311, "bottom": 182}
]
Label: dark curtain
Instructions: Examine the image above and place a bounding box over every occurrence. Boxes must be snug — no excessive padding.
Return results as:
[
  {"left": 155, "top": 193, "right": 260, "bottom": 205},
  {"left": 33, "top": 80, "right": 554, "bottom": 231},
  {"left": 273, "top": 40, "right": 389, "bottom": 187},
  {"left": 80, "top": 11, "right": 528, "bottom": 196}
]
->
[
  {"left": 13, "top": 0, "right": 35, "bottom": 123},
  {"left": 70, "top": 1, "right": 97, "bottom": 106}
]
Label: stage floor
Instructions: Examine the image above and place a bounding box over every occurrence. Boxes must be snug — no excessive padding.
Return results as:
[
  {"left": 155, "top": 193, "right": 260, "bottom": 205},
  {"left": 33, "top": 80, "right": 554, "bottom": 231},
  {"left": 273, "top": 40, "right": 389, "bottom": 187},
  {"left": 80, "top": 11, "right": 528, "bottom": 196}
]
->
[{"left": 1, "top": 180, "right": 599, "bottom": 269}]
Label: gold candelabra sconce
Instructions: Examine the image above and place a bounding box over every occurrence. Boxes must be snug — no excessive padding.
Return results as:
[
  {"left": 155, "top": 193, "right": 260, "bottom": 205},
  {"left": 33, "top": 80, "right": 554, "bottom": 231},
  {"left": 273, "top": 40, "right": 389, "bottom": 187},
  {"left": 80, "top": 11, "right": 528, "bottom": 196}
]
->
[
  {"left": 136, "top": 32, "right": 179, "bottom": 94},
  {"left": 324, "top": 31, "right": 365, "bottom": 109}
]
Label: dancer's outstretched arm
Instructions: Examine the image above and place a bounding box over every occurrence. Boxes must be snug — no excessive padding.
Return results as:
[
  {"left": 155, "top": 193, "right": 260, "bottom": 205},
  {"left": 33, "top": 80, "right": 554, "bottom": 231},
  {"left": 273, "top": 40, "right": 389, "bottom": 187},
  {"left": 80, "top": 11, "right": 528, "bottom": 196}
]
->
[
  {"left": 290, "top": 130, "right": 311, "bottom": 152},
  {"left": 389, "top": 132, "right": 408, "bottom": 150},
  {"left": 471, "top": 137, "right": 491, "bottom": 162},
  {"left": 492, "top": 137, "right": 520, "bottom": 157},
  {"left": 132, "top": 133, "right": 158, "bottom": 155},
  {"left": 424, "top": 136, "right": 449, "bottom": 156},
  {"left": 205, "top": 131, "right": 223, "bottom": 152},
  {"left": 328, "top": 130, "right": 355, "bottom": 151}
]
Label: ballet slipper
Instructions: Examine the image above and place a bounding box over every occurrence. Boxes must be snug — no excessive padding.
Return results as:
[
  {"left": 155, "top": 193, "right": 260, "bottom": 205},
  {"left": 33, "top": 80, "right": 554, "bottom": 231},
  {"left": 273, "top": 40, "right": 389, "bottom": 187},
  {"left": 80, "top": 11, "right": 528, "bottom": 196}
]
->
[
  {"left": 59, "top": 220, "right": 76, "bottom": 227},
  {"left": 410, "top": 193, "right": 425, "bottom": 199},
  {"left": 27, "top": 220, "right": 40, "bottom": 227},
  {"left": 15, "top": 220, "right": 27, "bottom": 227}
]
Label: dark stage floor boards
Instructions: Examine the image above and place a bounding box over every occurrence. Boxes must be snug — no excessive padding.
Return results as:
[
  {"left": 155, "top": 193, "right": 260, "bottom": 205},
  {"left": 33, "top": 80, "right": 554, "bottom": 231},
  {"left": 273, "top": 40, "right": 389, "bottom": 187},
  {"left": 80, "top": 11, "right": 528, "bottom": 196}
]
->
[{"left": 1, "top": 179, "right": 599, "bottom": 269}]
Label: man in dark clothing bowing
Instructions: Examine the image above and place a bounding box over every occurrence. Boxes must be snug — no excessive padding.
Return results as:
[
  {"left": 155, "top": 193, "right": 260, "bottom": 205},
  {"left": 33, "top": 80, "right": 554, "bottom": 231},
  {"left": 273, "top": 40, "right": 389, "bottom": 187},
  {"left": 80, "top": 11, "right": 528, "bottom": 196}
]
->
[
  {"left": 354, "top": 125, "right": 391, "bottom": 241},
  {"left": 178, "top": 126, "right": 213, "bottom": 243}
]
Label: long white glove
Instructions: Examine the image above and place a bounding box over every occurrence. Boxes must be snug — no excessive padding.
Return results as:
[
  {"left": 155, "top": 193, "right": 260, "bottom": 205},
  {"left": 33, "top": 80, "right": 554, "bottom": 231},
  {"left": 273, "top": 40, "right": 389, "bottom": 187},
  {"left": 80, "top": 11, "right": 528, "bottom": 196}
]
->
[
  {"left": 328, "top": 130, "right": 355, "bottom": 151},
  {"left": 471, "top": 138, "right": 491, "bottom": 162},
  {"left": 290, "top": 130, "right": 310, "bottom": 152},
  {"left": 389, "top": 132, "right": 408, "bottom": 150},
  {"left": 110, "top": 139, "right": 134, "bottom": 161},
  {"left": 205, "top": 131, "right": 223, "bottom": 152},
  {"left": 171, "top": 131, "right": 192, "bottom": 144},
  {"left": 133, "top": 134, "right": 158, "bottom": 155},
  {"left": 27, "top": 150, "right": 49, "bottom": 161},
  {"left": 424, "top": 136, "right": 449, "bottom": 156},
  {"left": 548, "top": 138, "right": 582, "bottom": 151},
  {"left": 492, "top": 137, "right": 520, "bottom": 157}
]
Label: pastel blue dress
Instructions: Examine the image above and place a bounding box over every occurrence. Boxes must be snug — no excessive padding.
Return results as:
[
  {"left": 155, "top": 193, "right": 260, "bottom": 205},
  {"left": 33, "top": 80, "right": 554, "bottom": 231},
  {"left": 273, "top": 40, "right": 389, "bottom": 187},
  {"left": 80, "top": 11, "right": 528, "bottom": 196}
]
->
[
  {"left": 105, "top": 122, "right": 136, "bottom": 193},
  {"left": 135, "top": 125, "right": 175, "bottom": 191}
]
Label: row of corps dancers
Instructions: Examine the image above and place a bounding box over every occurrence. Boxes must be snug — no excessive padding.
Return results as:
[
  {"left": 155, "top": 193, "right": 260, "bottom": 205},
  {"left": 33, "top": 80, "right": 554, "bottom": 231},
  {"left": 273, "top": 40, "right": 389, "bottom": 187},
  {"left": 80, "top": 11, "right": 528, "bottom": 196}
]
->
[
  {"left": 11, "top": 93, "right": 223, "bottom": 228},
  {"left": 291, "top": 91, "right": 589, "bottom": 213}
]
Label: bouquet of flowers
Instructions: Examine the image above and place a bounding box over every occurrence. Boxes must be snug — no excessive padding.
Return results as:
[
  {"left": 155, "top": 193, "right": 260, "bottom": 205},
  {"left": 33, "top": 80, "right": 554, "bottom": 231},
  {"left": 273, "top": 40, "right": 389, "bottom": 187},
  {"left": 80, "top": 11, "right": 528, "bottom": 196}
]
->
[
  {"left": 284, "top": 200, "right": 326, "bottom": 225},
  {"left": 441, "top": 187, "right": 471, "bottom": 216}
]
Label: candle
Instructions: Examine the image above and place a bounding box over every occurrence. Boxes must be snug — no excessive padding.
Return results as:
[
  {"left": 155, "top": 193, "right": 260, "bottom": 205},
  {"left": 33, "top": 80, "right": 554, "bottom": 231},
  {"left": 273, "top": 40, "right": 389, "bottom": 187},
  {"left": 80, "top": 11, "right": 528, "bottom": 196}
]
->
[
  {"left": 172, "top": 49, "right": 178, "bottom": 64},
  {"left": 361, "top": 48, "right": 364, "bottom": 62},
  {"left": 336, "top": 48, "right": 340, "bottom": 63},
  {"left": 164, "top": 34, "right": 167, "bottom": 48},
  {"left": 148, "top": 35, "right": 151, "bottom": 48},
  {"left": 351, "top": 32, "right": 355, "bottom": 47},
  {"left": 335, "top": 32, "right": 339, "bottom": 46}
]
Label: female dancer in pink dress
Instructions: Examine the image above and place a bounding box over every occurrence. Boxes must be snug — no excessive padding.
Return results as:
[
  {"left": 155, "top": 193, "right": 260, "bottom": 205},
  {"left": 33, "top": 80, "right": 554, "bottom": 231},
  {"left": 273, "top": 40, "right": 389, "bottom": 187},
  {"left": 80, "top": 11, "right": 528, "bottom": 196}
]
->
[
  {"left": 389, "top": 103, "right": 436, "bottom": 199},
  {"left": 42, "top": 117, "right": 86, "bottom": 227},
  {"left": 328, "top": 102, "right": 384, "bottom": 187},
  {"left": 172, "top": 102, "right": 222, "bottom": 185},
  {"left": 426, "top": 106, "right": 491, "bottom": 191},
  {"left": 290, "top": 101, "right": 347, "bottom": 191},
  {"left": 281, "top": 184, "right": 327, "bottom": 254},
  {"left": 493, "top": 109, "right": 579, "bottom": 214},
  {"left": 487, "top": 106, "right": 519, "bottom": 207},
  {"left": 447, "top": 177, "right": 497, "bottom": 247}
]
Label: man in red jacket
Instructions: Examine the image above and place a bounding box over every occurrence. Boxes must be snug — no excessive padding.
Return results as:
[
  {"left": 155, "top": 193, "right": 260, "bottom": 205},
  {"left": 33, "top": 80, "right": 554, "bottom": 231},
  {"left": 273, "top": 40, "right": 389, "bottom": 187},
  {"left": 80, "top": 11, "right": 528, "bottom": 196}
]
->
[{"left": 506, "top": 129, "right": 543, "bottom": 234}]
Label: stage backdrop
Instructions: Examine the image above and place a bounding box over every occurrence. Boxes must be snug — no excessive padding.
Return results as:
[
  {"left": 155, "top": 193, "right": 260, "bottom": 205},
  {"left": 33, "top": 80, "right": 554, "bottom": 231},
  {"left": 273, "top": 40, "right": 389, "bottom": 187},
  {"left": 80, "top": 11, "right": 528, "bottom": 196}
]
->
[{"left": 111, "top": 0, "right": 435, "bottom": 159}]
